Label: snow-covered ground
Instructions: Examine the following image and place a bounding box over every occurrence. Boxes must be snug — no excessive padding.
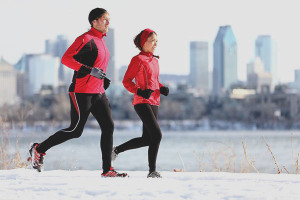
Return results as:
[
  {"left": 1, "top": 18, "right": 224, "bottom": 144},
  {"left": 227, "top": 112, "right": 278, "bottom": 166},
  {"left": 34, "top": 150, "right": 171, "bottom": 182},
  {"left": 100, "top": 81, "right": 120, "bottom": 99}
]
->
[{"left": 1, "top": 169, "right": 300, "bottom": 200}]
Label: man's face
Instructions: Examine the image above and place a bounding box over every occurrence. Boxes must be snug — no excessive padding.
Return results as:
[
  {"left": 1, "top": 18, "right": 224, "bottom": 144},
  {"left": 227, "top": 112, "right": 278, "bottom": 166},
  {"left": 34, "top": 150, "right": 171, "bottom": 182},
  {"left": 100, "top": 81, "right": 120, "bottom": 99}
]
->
[{"left": 92, "top": 13, "right": 110, "bottom": 33}]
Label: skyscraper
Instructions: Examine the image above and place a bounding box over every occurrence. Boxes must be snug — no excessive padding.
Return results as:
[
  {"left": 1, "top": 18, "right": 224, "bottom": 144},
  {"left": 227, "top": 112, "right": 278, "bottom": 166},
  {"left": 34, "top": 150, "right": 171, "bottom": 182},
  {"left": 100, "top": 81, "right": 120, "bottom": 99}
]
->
[
  {"left": 213, "top": 25, "right": 238, "bottom": 95},
  {"left": 255, "top": 35, "right": 278, "bottom": 87},
  {"left": 247, "top": 57, "right": 272, "bottom": 93},
  {"left": 0, "top": 57, "right": 17, "bottom": 106},
  {"left": 27, "top": 55, "right": 60, "bottom": 96},
  {"left": 105, "top": 28, "right": 118, "bottom": 84},
  {"left": 45, "top": 35, "right": 72, "bottom": 84},
  {"left": 190, "top": 41, "right": 209, "bottom": 94},
  {"left": 15, "top": 54, "right": 60, "bottom": 96}
]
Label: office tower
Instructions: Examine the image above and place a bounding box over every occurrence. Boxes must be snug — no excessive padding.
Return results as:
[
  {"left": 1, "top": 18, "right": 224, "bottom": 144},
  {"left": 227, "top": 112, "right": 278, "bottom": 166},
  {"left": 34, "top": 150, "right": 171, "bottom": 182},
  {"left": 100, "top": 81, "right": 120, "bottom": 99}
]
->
[
  {"left": 247, "top": 57, "right": 272, "bottom": 93},
  {"left": 213, "top": 25, "right": 238, "bottom": 95},
  {"left": 190, "top": 41, "right": 209, "bottom": 94},
  {"left": 255, "top": 35, "right": 278, "bottom": 87},
  {"left": 28, "top": 55, "right": 60, "bottom": 95},
  {"left": 0, "top": 57, "right": 17, "bottom": 106},
  {"left": 46, "top": 35, "right": 72, "bottom": 83},
  {"left": 295, "top": 69, "right": 300, "bottom": 83},
  {"left": 119, "top": 65, "right": 127, "bottom": 82},
  {"left": 16, "top": 54, "right": 60, "bottom": 96},
  {"left": 15, "top": 54, "right": 36, "bottom": 99},
  {"left": 105, "top": 28, "right": 118, "bottom": 84}
]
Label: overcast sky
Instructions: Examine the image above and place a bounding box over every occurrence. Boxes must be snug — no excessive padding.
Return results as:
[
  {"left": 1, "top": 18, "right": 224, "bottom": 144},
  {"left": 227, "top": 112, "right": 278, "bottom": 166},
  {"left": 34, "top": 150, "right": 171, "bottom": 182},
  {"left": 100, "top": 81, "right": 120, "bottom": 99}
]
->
[{"left": 0, "top": 0, "right": 299, "bottom": 82}]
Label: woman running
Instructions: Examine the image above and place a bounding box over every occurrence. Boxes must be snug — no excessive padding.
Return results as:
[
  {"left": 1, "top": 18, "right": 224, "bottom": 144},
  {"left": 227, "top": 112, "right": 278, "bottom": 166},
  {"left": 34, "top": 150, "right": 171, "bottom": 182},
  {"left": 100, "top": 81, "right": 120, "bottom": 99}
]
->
[{"left": 112, "top": 28, "right": 169, "bottom": 178}]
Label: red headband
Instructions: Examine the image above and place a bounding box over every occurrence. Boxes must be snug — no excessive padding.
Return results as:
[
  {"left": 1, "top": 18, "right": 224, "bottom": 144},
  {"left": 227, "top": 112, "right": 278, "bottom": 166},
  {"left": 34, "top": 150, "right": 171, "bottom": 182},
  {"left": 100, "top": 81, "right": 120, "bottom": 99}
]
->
[{"left": 140, "top": 28, "right": 154, "bottom": 48}]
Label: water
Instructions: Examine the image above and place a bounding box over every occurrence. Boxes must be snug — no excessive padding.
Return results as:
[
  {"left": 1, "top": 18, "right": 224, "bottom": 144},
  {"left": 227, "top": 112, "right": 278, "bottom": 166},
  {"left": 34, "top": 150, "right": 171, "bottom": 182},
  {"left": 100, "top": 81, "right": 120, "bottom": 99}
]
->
[{"left": 5, "top": 129, "right": 300, "bottom": 173}]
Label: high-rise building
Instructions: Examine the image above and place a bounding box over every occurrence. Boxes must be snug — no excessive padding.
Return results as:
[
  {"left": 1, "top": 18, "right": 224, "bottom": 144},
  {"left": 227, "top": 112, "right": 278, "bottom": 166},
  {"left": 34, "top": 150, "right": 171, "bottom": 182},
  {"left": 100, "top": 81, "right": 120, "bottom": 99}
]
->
[
  {"left": 105, "top": 28, "right": 118, "bottom": 84},
  {"left": 0, "top": 57, "right": 17, "bottom": 106},
  {"left": 255, "top": 35, "right": 278, "bottom": 87},
  {"left": 213, "top": 25, "right": 238, "bottom": 95},
  {"left": 119, "top": 65, "right": 127, "bottom": 82},
  {"left": 45, "top": 35, "right": 72, "bottom": 84},
  {"left": 190, "top": 41, "right": 209, "bottom": 94},
  {"left": 247, "top": 57, "right": 272, "bottom": 93},
  {"left": 295, "top": 69, "right": 300, "bottom": 84},
  {"left": 14, "top": 54, "right": 34, "bottom": 99},
  {"left": 28, "top": 55, "right": 60, "bottom": 96},
  {"left": 15, "top": 54, "right": 60, "bottom": 96}
]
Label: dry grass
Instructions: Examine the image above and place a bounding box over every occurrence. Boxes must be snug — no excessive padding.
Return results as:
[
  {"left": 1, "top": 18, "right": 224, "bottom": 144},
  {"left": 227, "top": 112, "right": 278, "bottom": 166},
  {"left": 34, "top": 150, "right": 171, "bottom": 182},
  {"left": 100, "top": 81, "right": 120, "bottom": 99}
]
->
[
  {"left": 242, "top": 139, "right": 259, "bottom": 173},
  {"left": 190, "top": 134, "right": 300, "bottom": 174},
  {"left": 0, "top": 117, "right": 29, "bottom": 169}
]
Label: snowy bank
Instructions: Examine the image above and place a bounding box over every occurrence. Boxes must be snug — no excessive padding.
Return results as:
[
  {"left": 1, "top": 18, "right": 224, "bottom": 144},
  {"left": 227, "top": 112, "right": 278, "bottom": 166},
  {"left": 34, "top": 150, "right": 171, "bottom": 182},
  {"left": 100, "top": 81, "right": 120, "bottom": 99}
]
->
[{"left": 0, "top": 169, "right": 300, "bottom": 200}]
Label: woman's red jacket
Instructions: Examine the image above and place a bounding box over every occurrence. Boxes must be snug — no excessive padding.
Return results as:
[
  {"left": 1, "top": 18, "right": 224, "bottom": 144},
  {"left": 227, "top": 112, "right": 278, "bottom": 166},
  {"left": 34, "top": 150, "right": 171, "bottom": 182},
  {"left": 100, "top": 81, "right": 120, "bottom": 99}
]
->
[{"left": 123, "top": 51, "right": 164, "bottom": 106}]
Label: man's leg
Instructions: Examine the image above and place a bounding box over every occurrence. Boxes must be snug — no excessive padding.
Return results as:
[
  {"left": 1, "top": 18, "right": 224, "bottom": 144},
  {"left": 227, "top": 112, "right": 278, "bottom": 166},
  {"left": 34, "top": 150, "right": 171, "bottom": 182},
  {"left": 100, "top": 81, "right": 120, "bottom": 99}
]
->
[
  {"left": 37, "top": 93, "right": 93, "bottom": 153},
  {"left": 90, "top": 94, "right": 114, "bottom": 172}
]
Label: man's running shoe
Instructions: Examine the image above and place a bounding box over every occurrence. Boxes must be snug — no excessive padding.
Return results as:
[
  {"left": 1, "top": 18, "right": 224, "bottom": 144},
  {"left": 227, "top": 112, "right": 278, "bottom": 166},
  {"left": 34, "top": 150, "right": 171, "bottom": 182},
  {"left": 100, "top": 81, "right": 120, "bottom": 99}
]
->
[
  {"left": 29, "top": 143, "right": 46, "bottom": 172},
  {"left": 101, "top": 167, "right": 128, "bottom": 177},
  {"left": 147, "top": 171, "right": 162, "bottom": 178},
  {"left": 111, "top": 147, "right": 118, "bottom": 161}
]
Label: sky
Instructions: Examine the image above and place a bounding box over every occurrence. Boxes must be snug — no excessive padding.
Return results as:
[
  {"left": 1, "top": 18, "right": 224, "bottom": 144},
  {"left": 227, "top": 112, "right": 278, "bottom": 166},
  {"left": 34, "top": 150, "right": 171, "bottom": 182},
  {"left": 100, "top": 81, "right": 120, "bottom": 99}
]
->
[{"left": 0, "top": 0, "right": 299, "bottom": 83}]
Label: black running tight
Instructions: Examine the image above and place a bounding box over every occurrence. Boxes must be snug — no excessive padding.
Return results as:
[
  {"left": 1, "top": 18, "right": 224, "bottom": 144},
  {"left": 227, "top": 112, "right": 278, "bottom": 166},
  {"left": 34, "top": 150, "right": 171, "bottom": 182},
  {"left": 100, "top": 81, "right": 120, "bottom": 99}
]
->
[
  {"left": 116, "top": 103, "right": 162, "bottom": 172},
  {"left": 36, "top": 93, "right": 114, "bottom": 172}
]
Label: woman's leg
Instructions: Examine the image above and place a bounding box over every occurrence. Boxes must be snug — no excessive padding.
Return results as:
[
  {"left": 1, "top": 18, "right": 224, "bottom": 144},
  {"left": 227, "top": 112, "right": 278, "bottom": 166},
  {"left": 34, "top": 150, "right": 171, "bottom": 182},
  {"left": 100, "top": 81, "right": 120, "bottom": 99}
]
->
[
  {"left": 134, "top": 104, "right": 162, "bottom": 172},
  {"left": 36, "top": 93, "right": 93, "bottom": 153},
  {"left": 116, "top": 104, "right": 159, "bottom": 154}
]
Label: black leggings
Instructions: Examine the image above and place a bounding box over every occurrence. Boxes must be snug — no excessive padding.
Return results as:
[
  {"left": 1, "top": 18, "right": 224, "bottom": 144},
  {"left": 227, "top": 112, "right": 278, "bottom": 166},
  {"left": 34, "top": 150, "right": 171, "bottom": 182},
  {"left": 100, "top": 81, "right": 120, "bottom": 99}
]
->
[
  {"left": 37, "top": 93, "right": 114, "bottom": 172},
  {"left": 116, "top": 103, "right": 162, "bottom": 172}
]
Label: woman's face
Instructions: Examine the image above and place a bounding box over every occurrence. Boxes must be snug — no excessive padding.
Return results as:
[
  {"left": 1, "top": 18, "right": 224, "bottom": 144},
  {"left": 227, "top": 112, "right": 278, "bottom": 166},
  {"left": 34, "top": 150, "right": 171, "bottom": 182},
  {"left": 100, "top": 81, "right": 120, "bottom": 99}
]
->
[
  {"left": 93, "top": 12, "right": 110, "bottom": 33},
  {"left": 142, "top": 33, "right": 157, "bottom": 53}
]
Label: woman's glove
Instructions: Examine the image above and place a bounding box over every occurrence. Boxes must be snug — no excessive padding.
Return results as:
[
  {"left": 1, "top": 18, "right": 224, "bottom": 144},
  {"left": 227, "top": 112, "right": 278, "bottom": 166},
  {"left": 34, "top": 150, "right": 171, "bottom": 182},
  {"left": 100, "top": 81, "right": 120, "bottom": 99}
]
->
[
  {"left": 160, "top": 86, "right": 169, "bottom": 96},
  {"left": 137, "top": 88, "right": 154, "bottom": 99}
]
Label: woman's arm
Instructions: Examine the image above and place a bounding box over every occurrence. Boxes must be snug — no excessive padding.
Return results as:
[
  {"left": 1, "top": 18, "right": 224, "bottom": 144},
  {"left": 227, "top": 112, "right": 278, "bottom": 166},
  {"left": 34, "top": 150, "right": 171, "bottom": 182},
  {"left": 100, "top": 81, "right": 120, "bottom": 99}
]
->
[{"left": 122, "top": 57, "right": 140, "bottom": 94}]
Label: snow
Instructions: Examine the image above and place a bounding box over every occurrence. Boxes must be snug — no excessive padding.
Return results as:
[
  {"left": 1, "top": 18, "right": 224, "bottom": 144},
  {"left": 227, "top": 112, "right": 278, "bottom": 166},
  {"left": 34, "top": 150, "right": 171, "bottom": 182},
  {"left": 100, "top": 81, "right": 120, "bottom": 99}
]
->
[{"left": 1, "top": 169, "right": 300, "bottom": 200}]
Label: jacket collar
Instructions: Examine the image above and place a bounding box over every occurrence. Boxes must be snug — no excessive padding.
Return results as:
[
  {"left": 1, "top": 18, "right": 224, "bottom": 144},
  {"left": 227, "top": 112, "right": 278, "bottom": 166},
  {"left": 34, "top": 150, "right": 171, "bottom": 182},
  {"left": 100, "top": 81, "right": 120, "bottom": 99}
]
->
[
  {"left": 139, "top": 51, "right": 153, "bottom": 57},
  {"left": 89, "top": 27, "right": 106, "bottom": 38}
]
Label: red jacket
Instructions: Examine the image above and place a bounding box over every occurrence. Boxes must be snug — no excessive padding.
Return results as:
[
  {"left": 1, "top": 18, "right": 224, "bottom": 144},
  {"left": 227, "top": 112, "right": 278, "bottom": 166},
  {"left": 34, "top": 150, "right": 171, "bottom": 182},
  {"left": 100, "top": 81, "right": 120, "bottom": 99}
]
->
[
  {"left": 61, "top": 27, "right": 110, "bottom": 94},
  {"left": 123, "top": 51, "right": 164, "bottom": 106}
]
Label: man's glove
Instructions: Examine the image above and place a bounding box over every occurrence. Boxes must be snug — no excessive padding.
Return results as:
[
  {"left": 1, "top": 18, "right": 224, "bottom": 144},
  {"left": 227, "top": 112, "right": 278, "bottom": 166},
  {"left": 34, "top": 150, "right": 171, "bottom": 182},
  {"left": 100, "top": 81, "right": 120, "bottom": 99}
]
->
[
  {"left": 90, "top": 67, "right": 106, "bottom": 80},
  {"left": 160, "top": 86, "right": 169, "bottom": 96},
  {"left": 137, "top": 88, "right": 154, "bottom": 99},
  {"left": 104, "top": 77, "right": 111, "bottom": 90},
  {"left": 77, "top": 65, "right": 92, "bottom": 78}
]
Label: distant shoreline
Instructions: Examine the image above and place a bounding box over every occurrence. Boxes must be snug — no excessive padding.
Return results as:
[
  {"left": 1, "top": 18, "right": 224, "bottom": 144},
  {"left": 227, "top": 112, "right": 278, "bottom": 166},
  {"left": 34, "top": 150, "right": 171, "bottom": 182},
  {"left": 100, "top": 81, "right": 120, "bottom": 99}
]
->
[{"left": 4, "top": 118, "right": 300, "bottom": 131}]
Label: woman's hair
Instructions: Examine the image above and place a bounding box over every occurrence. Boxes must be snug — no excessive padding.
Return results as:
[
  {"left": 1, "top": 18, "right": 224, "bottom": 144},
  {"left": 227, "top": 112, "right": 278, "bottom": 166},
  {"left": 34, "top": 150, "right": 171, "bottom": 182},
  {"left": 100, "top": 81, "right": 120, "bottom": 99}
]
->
[{"left": 134, "top": 31, "right": 159, "bottom": 59}]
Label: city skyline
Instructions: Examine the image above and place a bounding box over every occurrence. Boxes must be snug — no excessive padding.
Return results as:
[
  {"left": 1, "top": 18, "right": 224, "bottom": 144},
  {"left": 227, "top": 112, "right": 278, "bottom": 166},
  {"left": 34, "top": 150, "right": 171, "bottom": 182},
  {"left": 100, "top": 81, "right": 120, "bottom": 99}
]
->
[{"left": 1, "top": 0, "right": 299, "bottom": 83}]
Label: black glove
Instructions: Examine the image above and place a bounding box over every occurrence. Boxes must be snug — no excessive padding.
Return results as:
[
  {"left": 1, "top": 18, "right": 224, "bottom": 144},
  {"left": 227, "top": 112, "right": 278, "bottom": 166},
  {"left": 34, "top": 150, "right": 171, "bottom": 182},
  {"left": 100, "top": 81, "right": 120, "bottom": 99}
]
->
[
  {"left": 90, "top": 67, "right": 106, "bottom": 80},
  {"left": 77, "top": 65, "right": 92, "bottom": 78},
  {"left": 137, "top": 88, "right": 154, "bottom": 99},
  {"left": 104, "top": 77, "right": 111, "bottom": 90},
  {"left": 160, "top": 86, "right": 169, "bottom": 96}
]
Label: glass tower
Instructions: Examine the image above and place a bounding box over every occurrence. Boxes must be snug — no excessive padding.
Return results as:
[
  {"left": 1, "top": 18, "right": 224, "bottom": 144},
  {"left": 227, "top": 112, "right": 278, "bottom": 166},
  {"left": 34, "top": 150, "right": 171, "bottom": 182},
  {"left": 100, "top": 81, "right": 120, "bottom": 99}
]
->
[
  {"left": 190, "top": 41, "right": 209, "bottom": 94},
  {"left": 255, "top": 35, "right": 277, "bottom": 86},
  {"left": 213, "top": 25, "right": 238, "bottom": 95}
]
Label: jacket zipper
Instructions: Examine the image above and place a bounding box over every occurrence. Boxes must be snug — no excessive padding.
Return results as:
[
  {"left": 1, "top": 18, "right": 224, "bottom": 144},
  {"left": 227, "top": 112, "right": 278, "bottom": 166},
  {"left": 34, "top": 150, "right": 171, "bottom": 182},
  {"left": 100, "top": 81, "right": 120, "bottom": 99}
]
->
[{"left": 141, "top": 63, "right": 149, "bottom": 89}]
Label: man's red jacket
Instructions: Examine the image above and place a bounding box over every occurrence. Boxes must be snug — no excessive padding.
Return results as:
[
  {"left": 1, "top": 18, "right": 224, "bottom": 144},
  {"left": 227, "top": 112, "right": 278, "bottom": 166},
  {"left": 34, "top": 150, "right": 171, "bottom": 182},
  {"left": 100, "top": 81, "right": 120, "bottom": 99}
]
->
[
  {"left": 61, "top": 27, "right": 110, "bottom": 94},
  {"left": 123, "top": 51, "right": 164, "bottom": 106}
]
